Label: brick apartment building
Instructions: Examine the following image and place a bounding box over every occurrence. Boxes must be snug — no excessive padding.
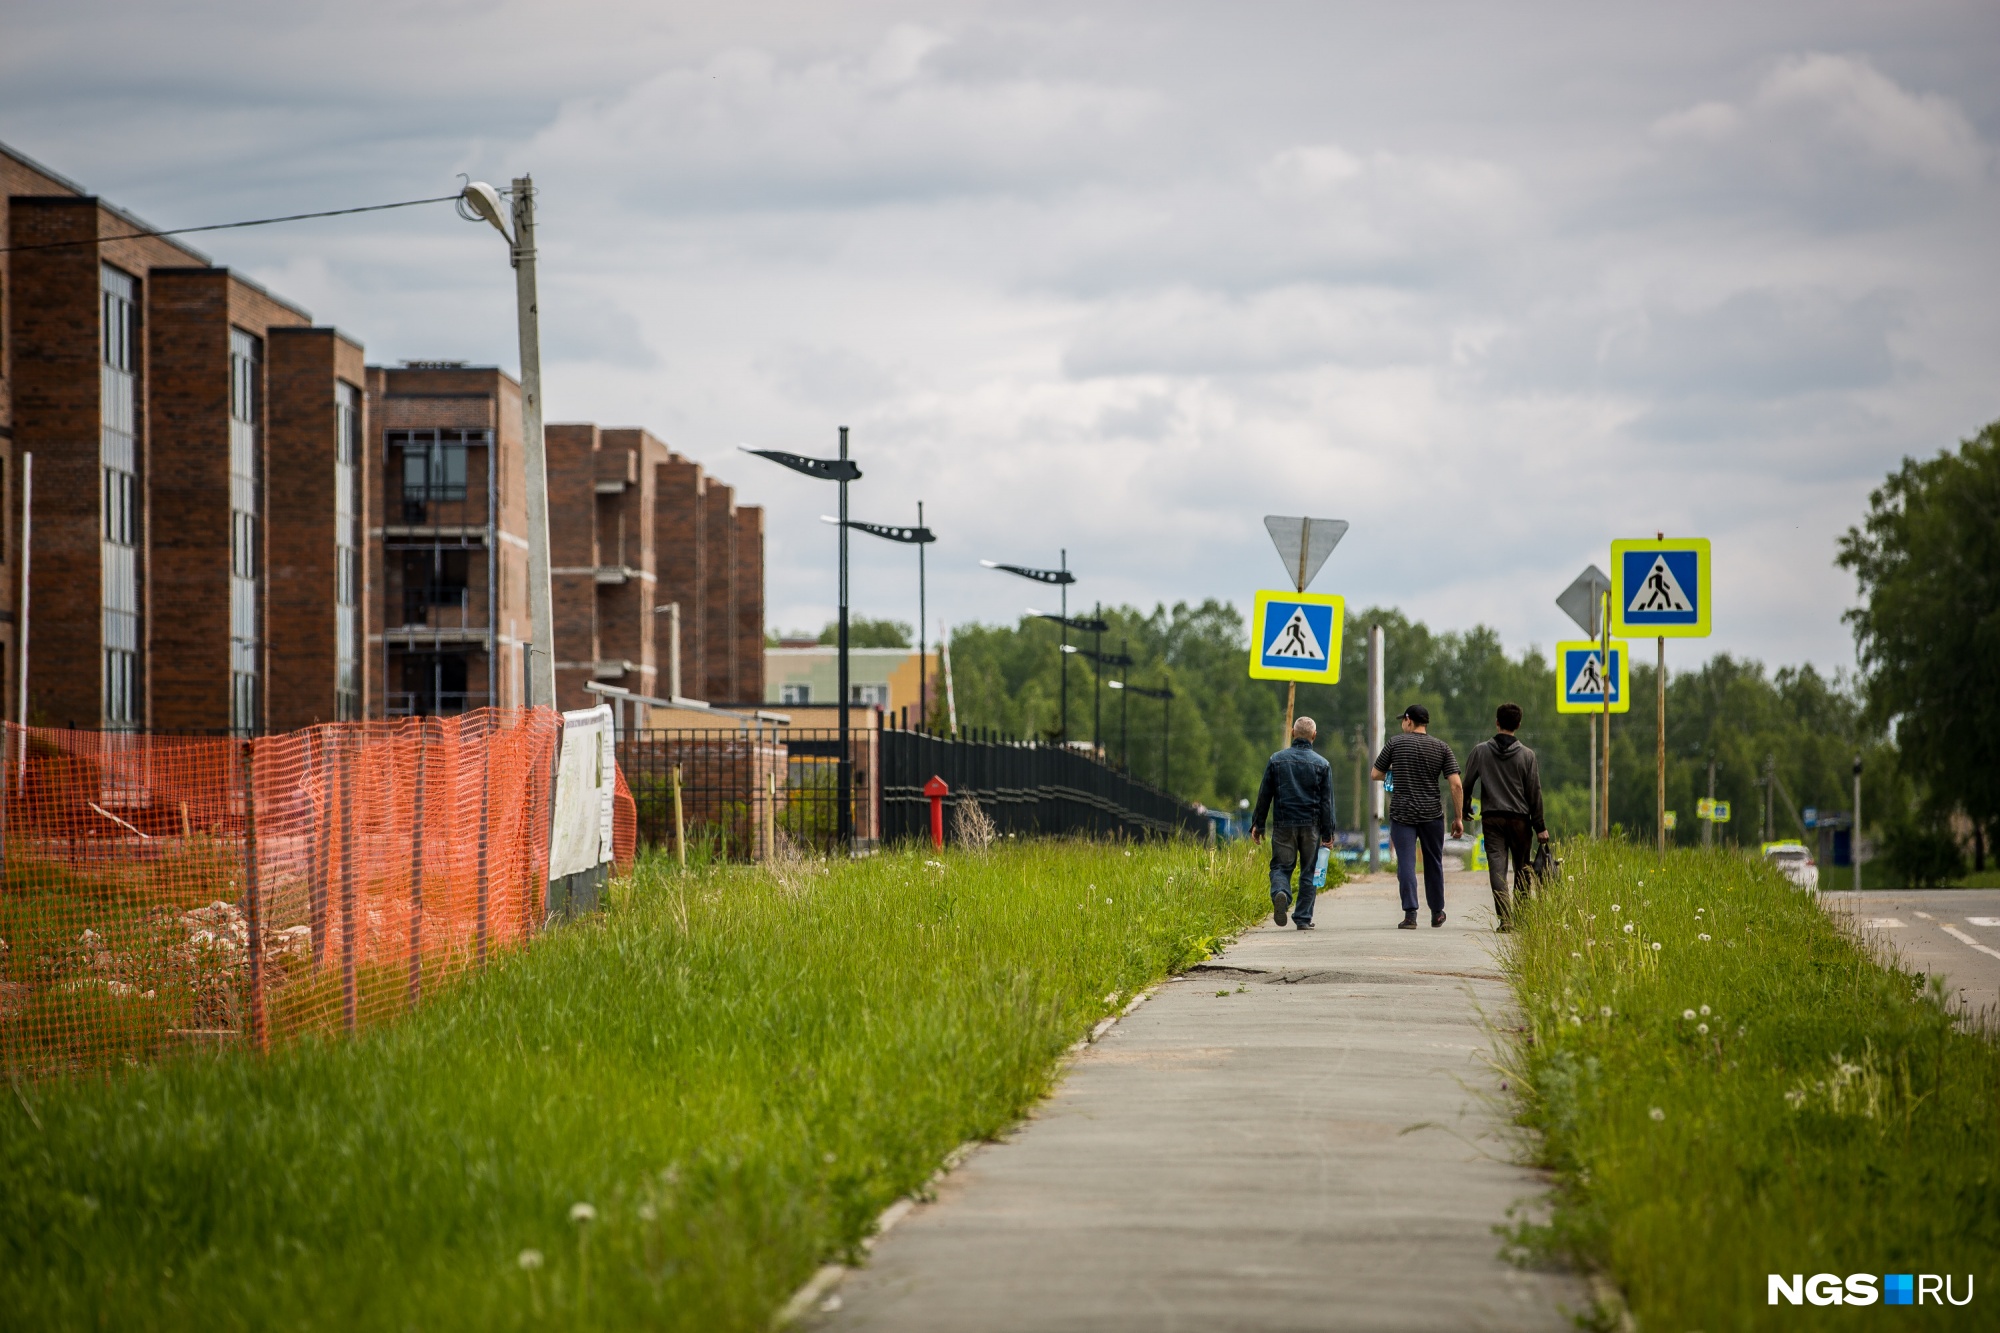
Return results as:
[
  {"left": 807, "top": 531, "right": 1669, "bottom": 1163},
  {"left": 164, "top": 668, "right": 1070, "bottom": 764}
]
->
[
  {"left": 3, "top": 139, "right": 763, "bottom": 731},
  {"left": 544, "top": 421, "right": 764, "bottom": 717},
  {"left": 2, "top": 140, "right": 368, "bottom": 732}
]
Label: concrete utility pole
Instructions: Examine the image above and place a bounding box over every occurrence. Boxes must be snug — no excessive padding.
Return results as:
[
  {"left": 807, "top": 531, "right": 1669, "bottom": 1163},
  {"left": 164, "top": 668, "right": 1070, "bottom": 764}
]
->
[
  {"left": 1367, "top": 624, "right": 1384, "bottom": 874},
  {"left": 1852, "top": 755, "right": 1863, "bottom": 892},
  {"left": 460, "top": 178, "right": 555, "bottom": 709},
  {"left": 510, "top": 178, "right": 557, "bottom": 709},
  {"left": 1704, "top": 754, "right": 1715, "bottom": 848}
]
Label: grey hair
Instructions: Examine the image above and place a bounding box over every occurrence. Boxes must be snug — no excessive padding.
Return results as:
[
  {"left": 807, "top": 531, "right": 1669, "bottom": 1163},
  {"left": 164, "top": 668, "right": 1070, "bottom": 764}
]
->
[{"left": 1292, "top": 715, "right": 1317, "bottom": 738}]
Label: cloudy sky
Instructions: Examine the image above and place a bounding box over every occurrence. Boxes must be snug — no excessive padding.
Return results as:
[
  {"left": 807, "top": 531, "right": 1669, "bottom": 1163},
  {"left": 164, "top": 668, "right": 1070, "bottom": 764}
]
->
[{"left": 5, "top": 1, "right": 1995, "bottom": 673}]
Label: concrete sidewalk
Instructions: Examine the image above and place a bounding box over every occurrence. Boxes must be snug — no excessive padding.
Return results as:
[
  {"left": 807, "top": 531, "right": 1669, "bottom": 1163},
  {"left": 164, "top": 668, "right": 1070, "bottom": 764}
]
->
[{"left": 815, "top": 869, "right": 1586, "bottom": 1332}]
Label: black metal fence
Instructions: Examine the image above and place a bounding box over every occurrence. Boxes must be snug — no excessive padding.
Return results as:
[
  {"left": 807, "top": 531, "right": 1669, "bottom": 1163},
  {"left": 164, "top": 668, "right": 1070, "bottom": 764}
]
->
[
  {"left": 613, "top": 723, "right": 1204, "bottom": 856},
  {"left": 879, "top": 726, "right": 1207, "bottom": 844}
]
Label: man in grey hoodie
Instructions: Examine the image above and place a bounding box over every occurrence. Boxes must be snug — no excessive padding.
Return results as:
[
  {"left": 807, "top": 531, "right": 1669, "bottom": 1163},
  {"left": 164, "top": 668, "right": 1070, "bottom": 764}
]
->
[{"left": 1460, "top": 702, "right": 1548, "bottom": 931}]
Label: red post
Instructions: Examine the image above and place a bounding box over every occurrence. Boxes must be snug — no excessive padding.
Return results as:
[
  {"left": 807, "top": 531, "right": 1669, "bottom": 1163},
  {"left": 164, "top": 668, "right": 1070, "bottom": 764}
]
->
[{"left": 924, "top": 775, "right": 950, "bottom": 848}]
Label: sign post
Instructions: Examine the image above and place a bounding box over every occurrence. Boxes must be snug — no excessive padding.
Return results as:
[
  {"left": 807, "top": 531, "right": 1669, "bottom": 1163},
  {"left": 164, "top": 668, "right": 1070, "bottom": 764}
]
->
[
  {"left": 1261, "top": 516, "right": 1347, "bottom": 740},
  {"left": 1555, "top": 565, "right": 1611, "bottom": 835},
  {"left": 1612, "top": 536, "right": 1711, "bottom": 852}
]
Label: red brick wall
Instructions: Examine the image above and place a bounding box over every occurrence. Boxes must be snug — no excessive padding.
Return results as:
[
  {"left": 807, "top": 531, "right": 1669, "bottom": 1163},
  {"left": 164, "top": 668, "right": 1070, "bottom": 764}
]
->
[
  {"left": 701, "top": 479, "right": 738, "bottom": 702},
  {"left": 546, "top": 421, "right": 600, "bottom": 711},
  {"left": 733, "top": 505, "right": 765, "bottom": 704},
  {"left": 7, "top": 199, "right": 104, "bottom": 728},
  {"left": 654, "top": 456, "right": 706, "bottom": 700},
  {"left": 265, "top": 327, "right": 365, "bottom": 731}
]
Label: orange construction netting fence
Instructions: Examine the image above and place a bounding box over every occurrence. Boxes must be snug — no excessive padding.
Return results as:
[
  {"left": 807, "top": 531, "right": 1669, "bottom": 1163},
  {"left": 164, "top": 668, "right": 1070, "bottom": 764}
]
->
[{"left": 0, "top": 708, "right": 636, "bottom": 1078}]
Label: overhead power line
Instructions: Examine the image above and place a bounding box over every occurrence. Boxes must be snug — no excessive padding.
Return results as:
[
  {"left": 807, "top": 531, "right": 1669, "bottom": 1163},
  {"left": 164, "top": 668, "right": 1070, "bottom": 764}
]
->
[{"left": 0, "top": 193, "right": 461, "bottom": 255}]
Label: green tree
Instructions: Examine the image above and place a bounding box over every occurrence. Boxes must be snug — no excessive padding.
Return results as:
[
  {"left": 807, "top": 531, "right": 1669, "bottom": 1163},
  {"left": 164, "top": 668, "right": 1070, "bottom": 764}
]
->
[
  {"left": 819, "top": 617, "right": 912, "bottom": 648},
  {"left": 1837, "top": 421, "right": 2000, "bottom": 848}
]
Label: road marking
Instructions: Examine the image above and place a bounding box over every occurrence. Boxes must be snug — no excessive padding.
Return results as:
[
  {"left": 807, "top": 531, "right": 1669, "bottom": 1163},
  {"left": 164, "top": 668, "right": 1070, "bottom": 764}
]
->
[
  {"left": 1940, "top": 924, "right": 2000, "bottom": 962},
  {"left": 1967, "top": 917, "right": 2000, "bottom": 928},
  {"left": 1913, "top": 911, "right": 1935, "bottom": 920},
  {"left": 1864, "top": 918, "right": 1907, "bottom": 929}
]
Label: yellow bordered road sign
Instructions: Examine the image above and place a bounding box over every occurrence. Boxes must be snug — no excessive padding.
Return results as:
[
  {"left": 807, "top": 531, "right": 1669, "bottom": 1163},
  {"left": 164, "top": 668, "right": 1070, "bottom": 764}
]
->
[
  {"left": 1611, "top": 537, "right": 1711, "bottom": 638},
  {"left": 1248, "top": 590, "right": 1344, "bottom": 683},
  {"left": 1555, "top": 639, "right": 1629, "bottom": 714},
  {"left": 1712, "top": 800, "right": 1732, "bottom": 824},
  {"left": 1698, "top": 797, "right": 1715, "bottom": 819}
]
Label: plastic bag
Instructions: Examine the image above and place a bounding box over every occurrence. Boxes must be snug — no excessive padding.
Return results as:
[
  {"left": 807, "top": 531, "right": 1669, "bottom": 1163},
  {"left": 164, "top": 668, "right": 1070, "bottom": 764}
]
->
[{"left": 1312, "top": 845, "right": 1330, "bottom": 889}]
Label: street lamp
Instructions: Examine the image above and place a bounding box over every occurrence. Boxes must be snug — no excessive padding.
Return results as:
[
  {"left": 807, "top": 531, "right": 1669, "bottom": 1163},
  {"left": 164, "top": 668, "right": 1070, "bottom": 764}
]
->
[
  {"left": 983, "top": 554, "right": 1078, "bottom": 741},
  {"left": 822, "top": 505, "right": 937, "bottom": 730},
  {"left": 1064, "top": 641, "right": 1132, "bottom": 763},
  {"left": 1110, "top": 677, "right": 1174, "bottom": 791},
  {"left": 743, "top": 431, "right": 864, "bottom": 851},
  {"left": 460, "top": 179, "right": 555, "bottom": 708}
]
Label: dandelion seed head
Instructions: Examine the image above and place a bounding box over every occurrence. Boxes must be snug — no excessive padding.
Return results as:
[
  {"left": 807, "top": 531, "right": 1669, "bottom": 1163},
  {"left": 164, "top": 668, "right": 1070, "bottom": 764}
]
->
[
  {"left": 1699, "top": 1004, "right": 1711, "bottom": 1016},
  {"left": 1698, "top": 933, "right": 1711, "bottom": 942},
  {"left": 1649, "top": 1107, "right": 1665, "bottom": 1121},
  {"left": 1570, "top": 1015, "right": 1583, "bottom": 1026},
  {"left": 1652, "top": 941, "right": 1662, "bottom": 951},
  {"left": 569, "top": 1202, "right": 596, "bottom": 1224},
  {"left": 1684, "top": 1010, "right": 1697, "bottom": 1021},
  {"left": 519, "top": 1249, "right": 544, "bottom": 1271},
  {"left": 1105, "top": 898, "right": 1113, "bottom": 905},
  {"left": 1623, "top": 923, "right": 1635, "bottom": 934},
  {"left": 1697, "top": 1023, "right": 1709, "bottom": 1035},
  {"left": 1600, "top": 1006, "right": 1612, "bottom": 1018},
  {"left": 1571, "top": 951, "right": 1582, "bottom": 959},
  {"left": 824, "top": 1151, "right": 838, "bottom": 1164},
  {"left": 637, "top": 1202, "right": 657, "bottom": 1222},
  {"left": 1611, "top": 904, "right": 1621, "bottom": 913}
]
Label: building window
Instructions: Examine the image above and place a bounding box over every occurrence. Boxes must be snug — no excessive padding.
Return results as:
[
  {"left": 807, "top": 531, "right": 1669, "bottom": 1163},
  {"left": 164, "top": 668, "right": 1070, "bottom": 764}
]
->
[
  {"left": 229, "top": 328, "right": 261, "bottom": 734},
  {"left": 781, "top": 683, "right": 812, "bottom": 705},
  {"left": 399, "top": 549, "right": 470, "bottom": 625},
  {"left": 849, "top": 683, "right": 889, "bottom": 707},
  {"left": 335, "top": 382, "right": 361, "bottom": 720},
  {"left": 101, "top": 265, "right": 140, "bottom": 729}
]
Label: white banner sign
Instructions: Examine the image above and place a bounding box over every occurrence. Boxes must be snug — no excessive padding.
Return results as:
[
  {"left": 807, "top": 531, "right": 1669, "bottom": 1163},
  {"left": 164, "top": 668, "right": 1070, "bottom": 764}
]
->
[{"left": 549, "top": 705, "right": 616, "bottom": 882}]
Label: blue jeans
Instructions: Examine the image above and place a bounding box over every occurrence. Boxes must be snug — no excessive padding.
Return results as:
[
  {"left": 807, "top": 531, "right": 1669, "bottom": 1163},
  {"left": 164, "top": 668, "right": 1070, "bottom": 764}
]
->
[
  {"left": 1268, "top": 825, "right": 1322, "bottom": 925},
  {"left": 1391, "top": 818, "right": 1446, "bottom": 914}
]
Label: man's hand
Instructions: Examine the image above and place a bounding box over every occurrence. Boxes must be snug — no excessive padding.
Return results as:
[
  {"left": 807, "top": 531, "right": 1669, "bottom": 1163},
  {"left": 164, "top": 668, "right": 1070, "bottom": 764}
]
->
[
  {"left": 1450, "top": 820, "right": 1464, "bottom": 839},
  {"left": 1251, "top": 826, "right": 1264, "bottom": 844},
  {"left": 1538, "top": 829, "right": 1551, "bottom": 842}
]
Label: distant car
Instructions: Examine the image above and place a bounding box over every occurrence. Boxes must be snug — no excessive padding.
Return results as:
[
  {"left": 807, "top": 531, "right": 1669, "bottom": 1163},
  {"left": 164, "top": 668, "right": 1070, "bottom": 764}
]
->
[{"left": 1762, "top": 841, "right": 1817, "bottom": 891}]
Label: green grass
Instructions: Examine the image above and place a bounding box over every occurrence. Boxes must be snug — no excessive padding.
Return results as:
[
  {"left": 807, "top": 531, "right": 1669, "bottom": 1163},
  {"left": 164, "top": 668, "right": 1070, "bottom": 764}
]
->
[
  {"left": 1, "top": 837, "right": 1269, "bottom": 1331},
  {"left": 1502, "top": 842, "right": 2000, "bottom": 1329}
]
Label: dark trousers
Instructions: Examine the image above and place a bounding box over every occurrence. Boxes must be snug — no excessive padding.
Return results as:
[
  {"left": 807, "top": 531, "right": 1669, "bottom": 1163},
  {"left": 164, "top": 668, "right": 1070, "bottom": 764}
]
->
[
  {"left": 1268, "top": 825, "right": 1322, "bottom": 925},
  {"left": 1482, "top": 811, "right": 1536, "bottom": 926},
  {"left": 1390, "top": 817, "right": 1446, "bottom": 913}
]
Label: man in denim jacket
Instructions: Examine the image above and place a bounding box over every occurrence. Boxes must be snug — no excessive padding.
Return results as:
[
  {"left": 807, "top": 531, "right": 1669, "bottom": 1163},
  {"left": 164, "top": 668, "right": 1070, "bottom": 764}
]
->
[{"left": 1250, "top": 716, "right": 1338, "bottom": 930}]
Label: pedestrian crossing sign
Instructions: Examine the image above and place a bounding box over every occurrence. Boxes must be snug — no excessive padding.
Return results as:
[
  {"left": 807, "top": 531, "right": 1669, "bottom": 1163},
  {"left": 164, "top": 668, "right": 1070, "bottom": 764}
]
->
[
  {"left": 1555, "top": 639, "right": 1629, "bottom": 714},
  {"left": 1611, "top": 537, "right": 1711, "bottom": 638},
  {"left": 1248, "top": 590, "right": 1344, "bottom": 683}
]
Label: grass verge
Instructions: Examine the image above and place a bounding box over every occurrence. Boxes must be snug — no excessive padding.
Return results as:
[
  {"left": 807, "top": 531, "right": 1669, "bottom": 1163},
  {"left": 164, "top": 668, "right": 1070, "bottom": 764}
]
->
[
  {"left": 2, "top": 837, "right": 1265, "bottom": 1331},
  {"left": 1501, "top": 842, "right": 2000, "bottom": 1329}
]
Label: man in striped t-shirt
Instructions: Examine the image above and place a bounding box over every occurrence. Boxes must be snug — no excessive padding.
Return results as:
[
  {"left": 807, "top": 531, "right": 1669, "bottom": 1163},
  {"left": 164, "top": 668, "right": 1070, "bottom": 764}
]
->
[{"left": 1371, "top": 704, "right": 1463, "bottom": 929}]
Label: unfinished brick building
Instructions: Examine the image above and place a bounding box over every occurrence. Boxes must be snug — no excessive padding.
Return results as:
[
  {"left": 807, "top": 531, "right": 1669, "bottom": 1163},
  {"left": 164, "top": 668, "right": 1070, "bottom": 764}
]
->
[
  {"left": 2, "top": 139, "right": 370, "bottom": 732},
  {"left": 545, "top": 423, "right": 764, "bottom": 717}
]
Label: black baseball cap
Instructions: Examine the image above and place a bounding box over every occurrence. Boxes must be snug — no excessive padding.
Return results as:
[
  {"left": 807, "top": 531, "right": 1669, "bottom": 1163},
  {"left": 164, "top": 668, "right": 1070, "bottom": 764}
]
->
[{"left": 1399, "top": 704, "right": 1430, "bottom": 725}]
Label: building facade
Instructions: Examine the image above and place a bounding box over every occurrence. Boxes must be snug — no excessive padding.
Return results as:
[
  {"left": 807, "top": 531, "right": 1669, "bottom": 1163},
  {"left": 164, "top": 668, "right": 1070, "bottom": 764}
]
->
[
  {"left": 2, "top": 140, "right": 369, "bottom": 732},
  {"left": 546, "top": 421, "right": 764, "bottom": 716}
]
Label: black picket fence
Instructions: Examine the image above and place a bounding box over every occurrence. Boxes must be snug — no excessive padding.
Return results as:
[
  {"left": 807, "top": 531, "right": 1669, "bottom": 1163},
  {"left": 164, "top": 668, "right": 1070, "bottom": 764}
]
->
[{"left": 879, "top": 726, "right": 1208, "bottom": 845}]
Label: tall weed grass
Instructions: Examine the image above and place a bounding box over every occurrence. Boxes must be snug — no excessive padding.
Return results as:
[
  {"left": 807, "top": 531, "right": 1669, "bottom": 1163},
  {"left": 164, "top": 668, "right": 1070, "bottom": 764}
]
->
[
  {"left": 1503, "top": 843, "right": 2000, "bottom": 1330},
  {"left": 1, "top": 837, "right": 1263, "bottom": 1330}
]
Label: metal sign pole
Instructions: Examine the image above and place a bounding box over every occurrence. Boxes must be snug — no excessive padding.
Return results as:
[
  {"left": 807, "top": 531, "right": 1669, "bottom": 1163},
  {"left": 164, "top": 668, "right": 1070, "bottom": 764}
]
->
[
  {"left": 1367, "top": 624, "right": 1383, "bottom": 874},
  {"left": 1601, "top": 592, "right": 1611, "bottom": 838}
]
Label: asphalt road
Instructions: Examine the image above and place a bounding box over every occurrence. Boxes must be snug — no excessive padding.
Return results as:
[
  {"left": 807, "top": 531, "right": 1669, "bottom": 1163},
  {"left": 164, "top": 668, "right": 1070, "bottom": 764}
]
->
[{"left": 1822, "top": 889, "right": 2000, "bottom": 1024}]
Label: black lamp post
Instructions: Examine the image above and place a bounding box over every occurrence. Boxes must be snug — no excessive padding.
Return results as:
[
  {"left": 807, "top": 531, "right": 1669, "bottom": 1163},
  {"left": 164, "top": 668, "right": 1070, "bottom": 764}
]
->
[
  {"left": 743, "top": 431, "right": 863, "bottom": 851},
  {"left": 982, "top": 554, "right": 1078, "bottom": 742},
  {"left": 1064, "top": 640, "right": 1132, "bottom": 763},
  {"left": 1112, "top": 678, "right": 1175, "bottom": 791},
  {"left": 822, "top": 506, "right": 937, "bottom": 730}
]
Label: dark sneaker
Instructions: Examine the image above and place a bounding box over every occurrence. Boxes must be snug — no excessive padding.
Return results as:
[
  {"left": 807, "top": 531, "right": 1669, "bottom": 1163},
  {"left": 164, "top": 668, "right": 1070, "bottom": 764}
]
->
[
  {"left": 1272, "top": 890, "right": 1290, "bottom": 927},
  {"left": 1294, "top": 920, "right": 1316, "bottom": 930},
  {"left": 1398, "top": 916, "right": 1418, "bottom": 930},
  {"left": 1431, "top": 910, "right": 1447, "bottom": 928}
]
